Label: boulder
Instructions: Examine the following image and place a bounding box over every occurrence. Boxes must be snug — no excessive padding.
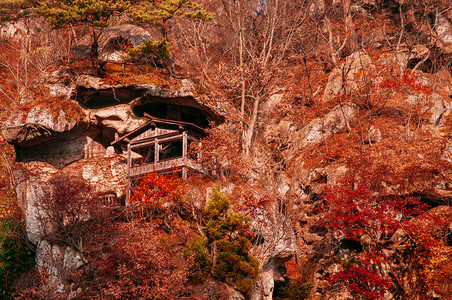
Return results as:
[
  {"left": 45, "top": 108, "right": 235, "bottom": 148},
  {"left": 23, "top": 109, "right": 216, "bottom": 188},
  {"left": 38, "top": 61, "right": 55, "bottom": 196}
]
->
[
  {"left": 99, "top": 24, "right": 153, "bottom": 62},
  {"left": 364, "top": 125, "right": 382, "bottom": 144},
  {"left": 86, "top": 104, "right": 145, "bottom": 137},
  {"left": 323, "top": 51, "right": 375, "bottom": 102},
  {"left": 290, "top": 103, "right": 358, "bottom": 152},
  {"left": 45, "top": 67, "right": 75, "bottom": 100}
]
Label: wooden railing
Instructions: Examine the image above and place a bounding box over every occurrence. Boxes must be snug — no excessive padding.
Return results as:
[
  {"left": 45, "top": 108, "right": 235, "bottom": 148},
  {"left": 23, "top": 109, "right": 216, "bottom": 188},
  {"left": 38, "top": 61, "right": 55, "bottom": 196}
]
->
[{"left": 128, "top": 157, "right": 202, "bottom": 177}]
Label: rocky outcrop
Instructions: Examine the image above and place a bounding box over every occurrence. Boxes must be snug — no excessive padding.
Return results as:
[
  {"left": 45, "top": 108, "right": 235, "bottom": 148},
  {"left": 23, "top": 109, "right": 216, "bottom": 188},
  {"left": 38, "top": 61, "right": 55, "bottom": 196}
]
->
[
  {"left": 36, "top": 240, "right": 84, "bottom": 294},
  {"left": 2, "top": 73, "right": 224, "bottom": 169},
  {"left": 435, "top": 14, "right": 452, "bottom": 54},
  {"left": 2, "top": 71, "right": 229, "bottom": 297},
  {"left": 323, "top": 51, "right": 375, "bottom": 102},
  {"left": 2, "top": 101, "right": 83, "bottom": 147},
  {"left": 75, "top": 75, "right": 225, "bottom": 123},
  {"left": 251, "top": 209, "right": 297, "bottom": 300},
  {"left": 13, "top": 156, "right": 127, "bottom": 245}
]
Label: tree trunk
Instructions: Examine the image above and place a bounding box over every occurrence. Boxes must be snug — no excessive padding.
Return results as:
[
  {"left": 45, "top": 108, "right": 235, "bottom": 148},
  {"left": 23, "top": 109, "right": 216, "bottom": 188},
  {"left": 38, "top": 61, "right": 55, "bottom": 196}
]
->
[
  {"left": 90, "top": 26, "right": 104, "bottom": 76},
  {"left": 162, "top": 18, "right": 177, "bottom": 76},
  {"left": 244, "top": 94, "right": 260, "bottom": 154},
  {"left": 211, "top": 240, "right": 217, "bottom": 273}
]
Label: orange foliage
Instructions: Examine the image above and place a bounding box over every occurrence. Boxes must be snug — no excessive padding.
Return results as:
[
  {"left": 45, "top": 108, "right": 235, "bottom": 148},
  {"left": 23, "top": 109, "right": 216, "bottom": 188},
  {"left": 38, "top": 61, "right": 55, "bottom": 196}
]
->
[
  {"left": 130, "top": 172, "right": 189, "bottom": 228},
  {"left": 80, "top": 223, "right": 192, "bottom": 299},
  {"left": 379, "top": 70, "right": 432, "bottom": 95},
  {"left": 130, "top": 172, "right": 186, "bottom": 209},
  {"left": 285, "top": 257, "right": 302, "bottom": 281}
]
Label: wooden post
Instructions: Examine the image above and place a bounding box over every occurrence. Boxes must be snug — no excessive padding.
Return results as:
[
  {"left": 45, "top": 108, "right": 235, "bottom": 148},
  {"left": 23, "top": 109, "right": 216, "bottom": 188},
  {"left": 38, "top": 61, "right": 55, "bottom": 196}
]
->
[
  {"left": 154, "top": 138, "right": 159, "bottom": 169},
  {"left": 182, "top": 132, "right": 188, "bottom": 179},
  {"left": 126, "top": 143, "right": 132, "bottom": 204},
  {"left": 182, "top": 132, "right": 187, "bottom": 159}
]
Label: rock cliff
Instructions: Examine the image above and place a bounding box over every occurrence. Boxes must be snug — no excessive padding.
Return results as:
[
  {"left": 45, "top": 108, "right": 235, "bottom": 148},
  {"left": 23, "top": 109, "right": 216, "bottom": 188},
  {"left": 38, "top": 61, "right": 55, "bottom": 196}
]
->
[{"left": 1, "top": 2, "right": 452, "bottom": 299}]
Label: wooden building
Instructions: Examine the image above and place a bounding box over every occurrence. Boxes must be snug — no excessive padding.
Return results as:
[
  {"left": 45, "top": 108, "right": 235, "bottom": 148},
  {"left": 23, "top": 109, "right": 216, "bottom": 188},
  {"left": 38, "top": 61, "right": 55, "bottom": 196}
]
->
[{"left": 112, "top": 113, "right": 207, "bottom": 201}]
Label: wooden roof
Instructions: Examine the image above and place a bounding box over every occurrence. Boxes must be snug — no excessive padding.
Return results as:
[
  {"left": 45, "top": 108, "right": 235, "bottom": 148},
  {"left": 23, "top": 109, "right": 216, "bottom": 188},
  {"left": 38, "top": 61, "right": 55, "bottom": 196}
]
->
[{"left": 111, "top": 113, "right": 207, "bottom": 146}]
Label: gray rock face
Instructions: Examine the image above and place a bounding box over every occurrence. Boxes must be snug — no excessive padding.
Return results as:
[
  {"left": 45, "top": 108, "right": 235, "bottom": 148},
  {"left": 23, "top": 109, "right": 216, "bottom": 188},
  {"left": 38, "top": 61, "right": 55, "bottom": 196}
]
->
[
  {"left": 99, "top": 24, "right": 153, "bottom": 62},
  {"left": 435, "top": 14, "right": 452, "bottom": 54},
  {"left": 13, "top": 156, "right": 127, "bottom": 245},
  {"left": 251, "top": 208, "right": 297, "bottom": 300},
  {"left": 13, "top": 162, "right": 59, "bottom": 244},
  {"left": 36, "top": 240, "right": 84, "bottom": 294},
  {"left": 3, "top": 104, "right": 82, "bottom": 147},
  {"left": 323, "top": 51, "right": 375, "bottom": 102}
]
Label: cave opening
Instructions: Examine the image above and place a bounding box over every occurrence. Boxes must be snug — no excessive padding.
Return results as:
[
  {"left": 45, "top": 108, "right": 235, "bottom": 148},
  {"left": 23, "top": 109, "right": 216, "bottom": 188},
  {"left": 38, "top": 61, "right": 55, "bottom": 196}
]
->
[{"left": 132, "top": 102, "right": 211, "bottom": 128}]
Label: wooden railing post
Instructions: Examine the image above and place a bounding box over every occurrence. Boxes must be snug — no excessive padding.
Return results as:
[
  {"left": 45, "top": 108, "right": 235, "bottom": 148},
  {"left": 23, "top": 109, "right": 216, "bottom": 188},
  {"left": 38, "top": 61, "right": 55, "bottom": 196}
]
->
[
  {"left": 182, "top": 132, "right": 187, "bottom": 159},
  {"left": 182, "top": 132, "right": 188, "bottom": 179},
  {"left": 154, "top": 138, "right": 159, "bottom": 168},
  {"left": 126, "top": 143, "right": 132, "bottom": 204}
]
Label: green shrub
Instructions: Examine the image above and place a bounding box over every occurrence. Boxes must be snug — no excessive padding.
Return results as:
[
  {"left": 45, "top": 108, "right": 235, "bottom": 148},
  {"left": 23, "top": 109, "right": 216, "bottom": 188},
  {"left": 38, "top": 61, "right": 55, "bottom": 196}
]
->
[
  {"left": 126, "top": 38, "right": 171, "bottom": 67},
  {"left": 183, "top": 236, "right": 212, "bottom": 283},
  {"left": 184, "top": 186, "right": 260, "bottom": 297},
  {"left": 274, "top": 279, "right": 312, "bottom": 300},
  {"left": 0, "top": 212, "right": 34, "bottom": 299}
]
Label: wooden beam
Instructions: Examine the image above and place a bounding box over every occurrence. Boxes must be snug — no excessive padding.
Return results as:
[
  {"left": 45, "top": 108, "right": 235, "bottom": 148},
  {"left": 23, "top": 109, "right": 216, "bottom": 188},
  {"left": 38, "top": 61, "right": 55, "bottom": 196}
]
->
[
  {"left": 111, "top": 120, "right": 153, "bottom": 146},
  {"left": 143, "top": 112, "right": 206, "bottom": 133}
]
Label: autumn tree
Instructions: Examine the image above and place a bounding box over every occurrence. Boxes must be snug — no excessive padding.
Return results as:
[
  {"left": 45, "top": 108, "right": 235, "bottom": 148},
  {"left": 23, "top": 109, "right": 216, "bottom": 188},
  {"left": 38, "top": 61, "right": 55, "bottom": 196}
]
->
[
  {"left": 33, "top": 0, "right": 131, "bottom": 75},
  {"left": 129, "top": 172, "right": 187, "bottom": 229},
  {"left": 127, "top": 0, "right": 213, "bottom": 73},
  {"left": 211, "top": 0, "right": 311, "bottom": 154},
  {"left": 321, "top": 179, "right": 450, "bottom": 299},
  {"left": 37, "top": 174, "right": 113, "bottom": 264},
  {"left": 85, "top": 224, "right": 191, "bottom": 299}
]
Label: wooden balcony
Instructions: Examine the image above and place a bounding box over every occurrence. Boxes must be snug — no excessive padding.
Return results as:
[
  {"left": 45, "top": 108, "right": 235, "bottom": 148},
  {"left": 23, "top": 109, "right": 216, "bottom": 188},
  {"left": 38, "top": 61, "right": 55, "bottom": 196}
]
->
[{"left": 112, "top": 115, "right": 209, "bottom": 202}]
